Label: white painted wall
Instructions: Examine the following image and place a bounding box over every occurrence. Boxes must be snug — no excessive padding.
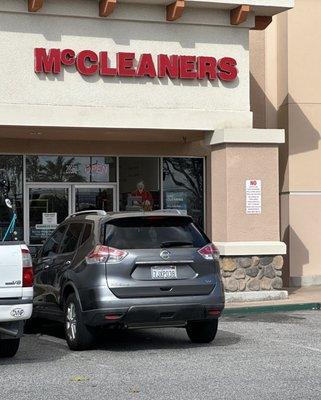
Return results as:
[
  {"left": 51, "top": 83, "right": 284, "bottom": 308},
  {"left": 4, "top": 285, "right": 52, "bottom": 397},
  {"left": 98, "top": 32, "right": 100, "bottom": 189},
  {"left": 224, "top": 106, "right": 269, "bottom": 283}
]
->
[{"left": 0, "top": 1, "right": 252, "bottom": 130}]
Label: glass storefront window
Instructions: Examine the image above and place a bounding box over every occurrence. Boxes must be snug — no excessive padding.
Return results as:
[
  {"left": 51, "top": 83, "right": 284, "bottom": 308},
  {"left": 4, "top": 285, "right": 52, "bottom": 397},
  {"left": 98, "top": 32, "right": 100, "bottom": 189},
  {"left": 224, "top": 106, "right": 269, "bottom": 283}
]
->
[
  {"left": 75, "top": 187, "right": 114, "bottom": 212},
  {"left": 163, "top": 157, "right": 204, "bottom": 228},
  {"left": 0, "top": 155, "right": 23, "bottom": 241},
  {"left": 26, "top": 155, "right": 116, "bottom": 183},
  {"left": 90, "top": 157, "right": 116, "bottom": 183},
  {"left": 119, "top": 157, "right": 160, "bottom": 211},
  {"left": 0, "top": 154, "right": 205, "bottom": 244}
]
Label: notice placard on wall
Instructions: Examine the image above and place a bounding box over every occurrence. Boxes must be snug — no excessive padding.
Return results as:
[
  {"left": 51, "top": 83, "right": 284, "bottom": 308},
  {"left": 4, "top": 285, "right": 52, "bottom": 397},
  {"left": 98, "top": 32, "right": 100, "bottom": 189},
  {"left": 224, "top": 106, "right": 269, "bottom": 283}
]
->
[{"left": 246, "top": 180, "right": 261, "bottom": 215}]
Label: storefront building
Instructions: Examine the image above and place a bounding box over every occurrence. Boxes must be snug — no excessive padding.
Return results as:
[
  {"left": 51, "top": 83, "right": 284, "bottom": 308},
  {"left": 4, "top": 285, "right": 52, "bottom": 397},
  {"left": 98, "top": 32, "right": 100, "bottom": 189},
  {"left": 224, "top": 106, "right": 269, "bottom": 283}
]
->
[{"left": 0, "top": 0, "right": 293, "bottom": 293}]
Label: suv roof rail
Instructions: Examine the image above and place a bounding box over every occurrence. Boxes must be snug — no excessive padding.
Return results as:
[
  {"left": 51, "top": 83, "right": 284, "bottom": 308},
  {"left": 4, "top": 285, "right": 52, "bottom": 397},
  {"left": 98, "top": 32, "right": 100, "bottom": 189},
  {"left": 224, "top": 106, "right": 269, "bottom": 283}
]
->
[{"left": 66, "top": 210, "right": 107, "bottom": 219}]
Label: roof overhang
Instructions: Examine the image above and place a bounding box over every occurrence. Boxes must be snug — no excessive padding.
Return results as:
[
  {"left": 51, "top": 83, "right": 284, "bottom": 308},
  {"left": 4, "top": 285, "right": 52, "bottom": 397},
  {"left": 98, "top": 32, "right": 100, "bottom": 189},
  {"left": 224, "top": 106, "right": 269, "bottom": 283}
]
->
[
  {"left": 24, "top": 0, "right": 293, "bottom": 25},
  {"left": 119, "top": 0, "right": 294, "bottom": 17}
]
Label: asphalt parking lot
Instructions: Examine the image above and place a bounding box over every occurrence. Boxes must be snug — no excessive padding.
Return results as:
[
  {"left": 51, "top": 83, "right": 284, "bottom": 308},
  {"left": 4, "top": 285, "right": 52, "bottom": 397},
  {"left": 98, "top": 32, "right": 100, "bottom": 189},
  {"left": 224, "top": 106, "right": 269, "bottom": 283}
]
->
[{"left": 1, "top": 311, "right": 321, "bottom": 400}]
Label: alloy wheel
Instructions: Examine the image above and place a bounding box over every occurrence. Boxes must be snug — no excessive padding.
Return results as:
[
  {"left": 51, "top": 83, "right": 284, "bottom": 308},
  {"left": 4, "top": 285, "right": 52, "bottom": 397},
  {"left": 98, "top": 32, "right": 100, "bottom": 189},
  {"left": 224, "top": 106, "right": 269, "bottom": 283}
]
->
[{"left": 66, "top": 302, "right": 77, "bottom": 341}]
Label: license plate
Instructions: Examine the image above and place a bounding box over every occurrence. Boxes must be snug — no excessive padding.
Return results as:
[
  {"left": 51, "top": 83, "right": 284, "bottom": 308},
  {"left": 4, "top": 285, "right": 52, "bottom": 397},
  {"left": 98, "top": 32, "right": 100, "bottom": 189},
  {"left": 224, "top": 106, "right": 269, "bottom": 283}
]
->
[{"left": 151, "top": 266, "right": 177, "bottom": 280}]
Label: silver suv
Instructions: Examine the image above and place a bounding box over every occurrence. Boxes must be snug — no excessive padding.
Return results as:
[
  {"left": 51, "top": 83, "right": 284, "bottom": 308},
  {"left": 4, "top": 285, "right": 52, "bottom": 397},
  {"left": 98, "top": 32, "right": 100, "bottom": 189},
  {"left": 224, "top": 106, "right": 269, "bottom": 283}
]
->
[{"left": 32, "top": 210, "right": 225, "bottom": 350}]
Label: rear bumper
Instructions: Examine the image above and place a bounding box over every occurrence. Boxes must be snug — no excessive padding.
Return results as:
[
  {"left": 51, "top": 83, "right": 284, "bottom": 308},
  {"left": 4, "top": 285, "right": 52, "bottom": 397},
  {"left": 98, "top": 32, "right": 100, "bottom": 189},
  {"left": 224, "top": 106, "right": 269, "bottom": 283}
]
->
[
  {"left": 82, "top": 302, "right": 224, "bottom": 327},
  {"left": 79, "top": 281, "right": 225, "bottom": 327},
  {"left": 0, "top": 301, "right": 33, "bottom": 323}
]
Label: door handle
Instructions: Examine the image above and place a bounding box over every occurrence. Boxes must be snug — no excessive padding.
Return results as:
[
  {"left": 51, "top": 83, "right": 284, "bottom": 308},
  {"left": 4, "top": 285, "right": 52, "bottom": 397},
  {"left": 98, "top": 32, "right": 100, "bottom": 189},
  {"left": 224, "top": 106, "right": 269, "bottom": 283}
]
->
[
  {"left": 44, "top": 265, "right": 50, "bottom": 270},
  {"left": 64, "top": 261, "right": 71, "bottom": 266}
]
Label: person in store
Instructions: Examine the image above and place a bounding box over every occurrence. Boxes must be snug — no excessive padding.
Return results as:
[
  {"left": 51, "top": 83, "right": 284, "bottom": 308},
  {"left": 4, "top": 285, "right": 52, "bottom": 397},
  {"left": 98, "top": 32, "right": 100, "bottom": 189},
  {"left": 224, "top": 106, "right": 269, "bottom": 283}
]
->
[{"left": 131, "top": 181, "right": 153, "bottom": 211}]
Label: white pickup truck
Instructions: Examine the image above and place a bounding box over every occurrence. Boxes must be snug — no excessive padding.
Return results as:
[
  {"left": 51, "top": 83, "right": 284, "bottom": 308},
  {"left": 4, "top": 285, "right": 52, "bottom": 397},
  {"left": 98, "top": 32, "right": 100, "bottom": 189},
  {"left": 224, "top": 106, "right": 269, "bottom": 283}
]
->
[{"left": 0, "top": 243, "right": 33, "bottom": 358}]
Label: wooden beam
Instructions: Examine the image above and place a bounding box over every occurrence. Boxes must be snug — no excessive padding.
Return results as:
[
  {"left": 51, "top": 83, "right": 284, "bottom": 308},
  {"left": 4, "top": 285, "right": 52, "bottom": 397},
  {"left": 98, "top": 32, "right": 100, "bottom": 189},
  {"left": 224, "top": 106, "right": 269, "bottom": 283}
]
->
[
  {"left": 99, "top": 0, "right": 117, "bottom": 18},
  {"left": 251, "top": 16, "right": 273, "bottom": 30},
  {"left": 166, "top": 0, "right": 185, "bottom": 22},
  {"left": 230, "top": 5, "right": 251, "bottom": 25},
  {"left": 28, "top": 0, "right": 43, "bottom": 12}
]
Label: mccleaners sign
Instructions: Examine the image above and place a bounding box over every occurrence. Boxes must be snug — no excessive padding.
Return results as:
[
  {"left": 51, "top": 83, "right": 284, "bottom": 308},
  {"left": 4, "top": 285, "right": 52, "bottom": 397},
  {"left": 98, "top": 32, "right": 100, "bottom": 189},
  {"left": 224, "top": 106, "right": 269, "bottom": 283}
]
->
[{"left": 34, "top": 48, "right": 238, "bottom": 82}]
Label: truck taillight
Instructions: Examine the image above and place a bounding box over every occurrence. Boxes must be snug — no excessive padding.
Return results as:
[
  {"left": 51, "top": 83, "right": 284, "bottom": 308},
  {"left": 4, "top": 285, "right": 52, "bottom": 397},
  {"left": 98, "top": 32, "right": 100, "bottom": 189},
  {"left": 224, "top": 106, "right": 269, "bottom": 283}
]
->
[
  {"left": 22, "top": 248, "right": 33, "bottom": 287},
  {"left": 198, "top": 243, "right": 220, "bottom": 261},
  {"left": 86, "top": 245, "right": 128, "bottom": 265},
  {"left": 23, "top": 267, "right": 33, "bottom": 287}
]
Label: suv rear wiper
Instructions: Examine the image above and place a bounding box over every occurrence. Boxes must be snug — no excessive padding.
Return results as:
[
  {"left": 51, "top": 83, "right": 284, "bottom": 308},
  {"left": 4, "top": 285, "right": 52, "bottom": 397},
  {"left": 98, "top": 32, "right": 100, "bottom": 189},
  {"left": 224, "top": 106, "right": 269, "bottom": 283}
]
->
[{"left": 160, "top": 241, "right": 193, "bottom": 248}]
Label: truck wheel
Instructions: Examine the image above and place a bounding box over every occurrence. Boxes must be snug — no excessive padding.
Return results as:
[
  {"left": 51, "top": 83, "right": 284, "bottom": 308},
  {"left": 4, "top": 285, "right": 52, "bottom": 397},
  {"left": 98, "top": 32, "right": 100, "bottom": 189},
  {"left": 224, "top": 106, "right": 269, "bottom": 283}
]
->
[
  {"left": 0, "top": 339, "right": 20, "bottom": 358},
  {"left": 186, "top": 319, "right": 218, "bottom": 344},
  {"left": 64, "top": 293, "right": 95, "bottom": 351}
]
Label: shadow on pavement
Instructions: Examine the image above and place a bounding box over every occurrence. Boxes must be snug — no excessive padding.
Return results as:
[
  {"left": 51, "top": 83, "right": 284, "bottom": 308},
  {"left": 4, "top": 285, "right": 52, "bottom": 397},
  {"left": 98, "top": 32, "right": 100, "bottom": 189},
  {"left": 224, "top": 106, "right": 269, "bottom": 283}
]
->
[
  {"left": 94, "top": 327, "right": 242, "bottom": 352},
  {"left": 222, "top": 312, "right": 307, "bottom": 324},
  {"left": 21, "top": 320, "right": 242, "bottom": 354}
]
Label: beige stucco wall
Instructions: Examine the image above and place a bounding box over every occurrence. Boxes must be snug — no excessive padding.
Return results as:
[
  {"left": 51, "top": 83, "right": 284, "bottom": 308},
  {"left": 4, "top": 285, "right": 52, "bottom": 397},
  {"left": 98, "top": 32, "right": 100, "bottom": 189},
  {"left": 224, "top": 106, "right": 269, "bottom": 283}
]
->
[
  {"left": 251, "top": 0, "right": 321, "bottom": 284},
  {"left": 250, "top": 30, "right": 266, "bottom": 129},
  {"left": 284, "top": 0, "right": 321, "bottom": 193},
  {"left": 211, "top": 145, "right": 227, "bottom": 240},
  {"left": 249, "top": 16, "right": 278, "bottom": 130},
  {"left": 281, "top": 193, "right": 321, "bottom": 286},
  {"left": 0, "top": 0, "right": 252, "bottom": 131},
  {"left": 211, "top": 144, "right": 280, "bottom": 242},
  {"left": 282, "top": 1, "right": 321, "bottom": 283}
]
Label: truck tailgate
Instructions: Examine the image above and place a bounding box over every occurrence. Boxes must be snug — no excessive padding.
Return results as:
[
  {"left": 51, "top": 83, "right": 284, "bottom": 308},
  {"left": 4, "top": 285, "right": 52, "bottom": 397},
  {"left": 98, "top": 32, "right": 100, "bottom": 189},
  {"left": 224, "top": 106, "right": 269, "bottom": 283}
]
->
[{"left": 0, "top": 244, "right": 23, "bottom": 298}]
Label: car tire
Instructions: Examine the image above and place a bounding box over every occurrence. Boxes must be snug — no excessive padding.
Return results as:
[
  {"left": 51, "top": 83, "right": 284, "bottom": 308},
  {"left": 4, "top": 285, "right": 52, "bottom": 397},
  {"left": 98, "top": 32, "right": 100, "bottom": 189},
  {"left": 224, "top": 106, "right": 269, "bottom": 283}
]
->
[
  {"left": 186, "top": 319, "right": 218, "bottom": 344},
  {"left": 0, "top": 338, "right": 20, "bottom": 358},
  {"left": 64, "top": 293, "right": 95, "bottom": 351}
]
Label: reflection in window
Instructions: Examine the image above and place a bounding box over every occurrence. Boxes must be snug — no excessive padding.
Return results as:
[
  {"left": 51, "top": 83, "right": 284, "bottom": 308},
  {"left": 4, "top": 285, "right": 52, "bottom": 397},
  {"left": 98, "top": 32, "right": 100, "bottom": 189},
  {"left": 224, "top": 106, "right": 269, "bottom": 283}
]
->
[
  {"left": 0, "top": 156, "right": 23, "bottom": 241},
  {"left": 42, "top": 225, "right": 66, "bottom": 257},
  {"left": 119, "top": 157, "right": 160, "bottom": 211},
  {"left": 163, "top": 158, "right": 204, "bottom": 228},
  {"left": 90, "top": 157, "right": 116, "bottom": 182},
  {"left": 60, "top": 223, "right": 83, "bottom": 254},
  {"left": 75, "top": 188, "right": 114, "bottom": 212},
  {"left": 26, "top": 155, "right": 116, "bottom": 183},
  {"left": 29, "top": 188, "right": 69, "bottom": 245}
]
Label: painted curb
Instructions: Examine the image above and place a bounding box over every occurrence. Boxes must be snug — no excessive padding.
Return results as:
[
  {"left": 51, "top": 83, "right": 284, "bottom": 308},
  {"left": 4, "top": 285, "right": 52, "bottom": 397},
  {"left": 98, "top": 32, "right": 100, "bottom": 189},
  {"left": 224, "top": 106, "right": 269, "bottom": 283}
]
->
[{"left": 223, "top": 302, "right": 321, "bottom": 316}]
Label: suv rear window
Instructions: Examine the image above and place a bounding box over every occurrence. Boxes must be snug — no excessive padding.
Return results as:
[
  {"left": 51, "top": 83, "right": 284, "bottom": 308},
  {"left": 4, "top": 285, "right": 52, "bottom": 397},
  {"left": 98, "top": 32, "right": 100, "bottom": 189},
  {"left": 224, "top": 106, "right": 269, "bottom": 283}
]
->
[{"left": 104, "top": 216, "right": 209, "bottom": 249}]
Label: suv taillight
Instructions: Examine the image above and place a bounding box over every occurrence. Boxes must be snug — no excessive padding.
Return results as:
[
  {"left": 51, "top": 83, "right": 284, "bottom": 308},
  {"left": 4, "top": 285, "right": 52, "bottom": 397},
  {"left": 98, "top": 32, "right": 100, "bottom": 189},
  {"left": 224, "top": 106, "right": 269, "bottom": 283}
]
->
[
  {"left": 86, "top": 245, "right": 128, "bottom": 265},
  {"left": 198, "top": 243, "right": 220, "bottom": 261},
  {"left": 22, "top": 248, "right": 33, "bottom": 287}
]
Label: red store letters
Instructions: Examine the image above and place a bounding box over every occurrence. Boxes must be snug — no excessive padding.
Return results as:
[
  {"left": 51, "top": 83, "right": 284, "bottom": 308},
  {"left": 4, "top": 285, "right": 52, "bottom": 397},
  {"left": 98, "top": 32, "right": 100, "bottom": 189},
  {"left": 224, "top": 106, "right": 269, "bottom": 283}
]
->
[{"left": 34, "top": 48, "right": 238, "bottom": 82}]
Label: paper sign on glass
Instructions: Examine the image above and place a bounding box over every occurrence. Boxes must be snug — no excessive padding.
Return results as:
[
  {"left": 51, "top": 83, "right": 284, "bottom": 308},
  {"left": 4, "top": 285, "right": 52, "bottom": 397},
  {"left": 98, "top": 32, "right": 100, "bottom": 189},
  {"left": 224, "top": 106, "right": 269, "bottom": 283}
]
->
[{"left": 42, "top": 212, "right": 57, "bottom": 225}]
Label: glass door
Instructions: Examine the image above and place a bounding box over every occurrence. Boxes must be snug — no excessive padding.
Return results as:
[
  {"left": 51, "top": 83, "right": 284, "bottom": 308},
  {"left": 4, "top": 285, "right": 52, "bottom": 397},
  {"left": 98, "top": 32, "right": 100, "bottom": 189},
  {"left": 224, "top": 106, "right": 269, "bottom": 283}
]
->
[
  {"left": 26, "top": 184, "right": 116, "bottom": 245},
  {"left": 73, "top": 185, "right": 116, "bottom": 213},
  {"left": 27, "top": 185, "right": 71, "bottom": 245}
]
